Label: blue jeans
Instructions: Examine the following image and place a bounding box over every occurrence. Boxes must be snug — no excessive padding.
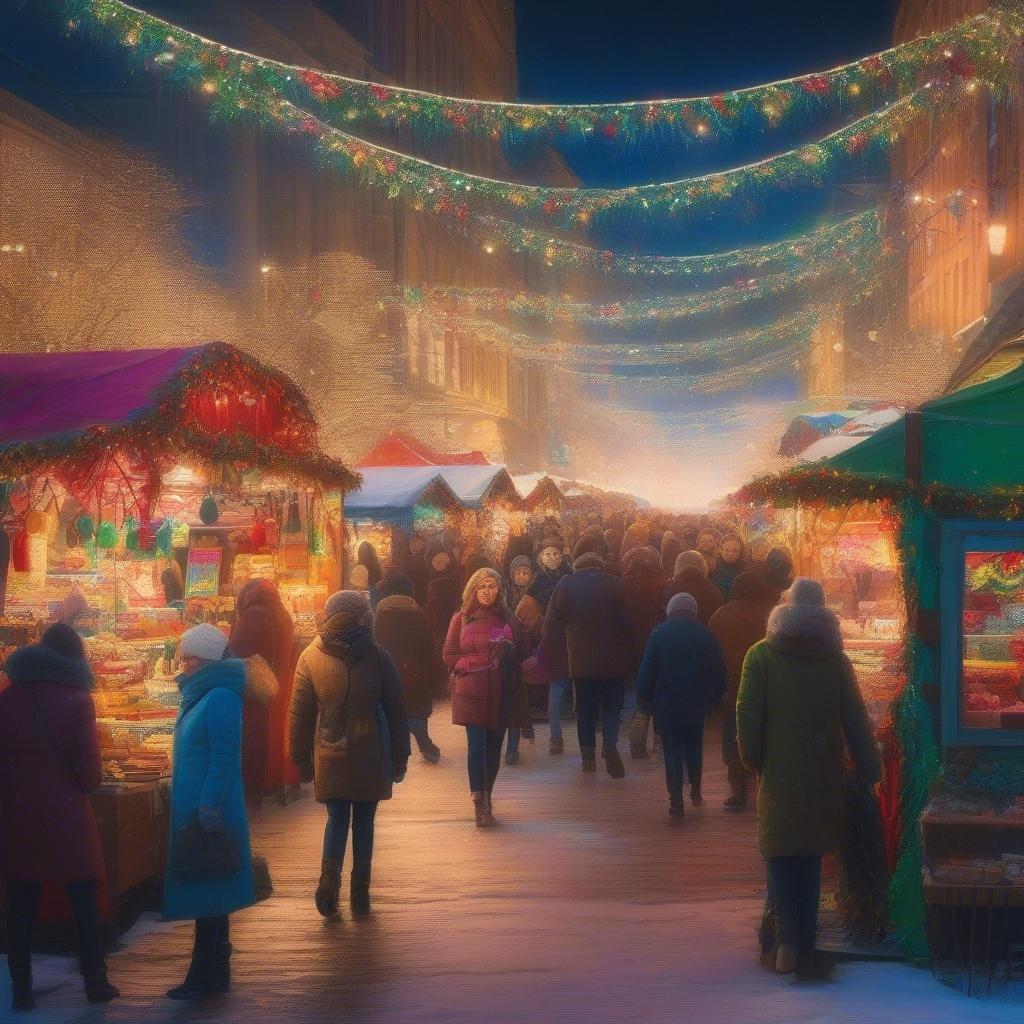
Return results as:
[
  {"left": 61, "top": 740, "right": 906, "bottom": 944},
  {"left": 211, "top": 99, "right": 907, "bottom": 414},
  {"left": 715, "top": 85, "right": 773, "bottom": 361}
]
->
[
  {"left": 765, "top": 855, "right": 822, "bottom": 955},
  {"left": 323, "top": 799, "right": 378, "bottom": 866},
  {"left": 547, "top": 679, "right": 570, "bottom": 740},
  {"left": 660, "top": 722, "right": 704, "bottom": 799},
  {"left": 466, "top": 724, "right": 506, "bottom": 793},
  {"left": 574, "top": 678, "right": 625, "bottom": 750}
]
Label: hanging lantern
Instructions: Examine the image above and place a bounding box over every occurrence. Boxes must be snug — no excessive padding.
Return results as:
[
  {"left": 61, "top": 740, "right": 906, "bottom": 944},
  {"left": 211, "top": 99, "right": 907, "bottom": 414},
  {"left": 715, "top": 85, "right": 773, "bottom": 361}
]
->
[
  {"left": 11, "top": 529, "right": 29, "bottom": 572},
  {"left": 199, "top": 493, "right": 220, "bottom": 525},
  {"left": 76, "top": 515, "right": 95, "bottom": 543},
  {"left": 96, "top": 521, "right": 118, "bottom": 549},
  {"left": 24, "top": 509, "right": 46, "bottom": 535},
  {"left": 285, "top": 493, "right": 302, "bottom": 534}
]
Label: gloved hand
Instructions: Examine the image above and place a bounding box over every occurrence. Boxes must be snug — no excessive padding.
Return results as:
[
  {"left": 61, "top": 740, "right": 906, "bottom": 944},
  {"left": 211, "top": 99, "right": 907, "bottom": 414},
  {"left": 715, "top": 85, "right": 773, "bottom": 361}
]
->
[
  {"left": 393, "top": 762, "right": 408, "bottom": 784},
  {"left": 197, "top": 806, "right": 223, "bottom": 832}
]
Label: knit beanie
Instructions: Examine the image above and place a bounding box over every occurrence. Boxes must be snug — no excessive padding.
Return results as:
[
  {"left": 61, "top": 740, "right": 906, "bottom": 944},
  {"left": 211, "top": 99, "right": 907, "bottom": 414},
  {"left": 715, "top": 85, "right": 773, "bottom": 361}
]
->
[
  {"left": 325, "top": 589, "right": 371, "bottom": 622},
  {"left": 573, "top": 532, "right": 606, "bottom": 562},
  {"left": 785, "top": 577, "right": 826, "bottom": 607},
  {"left": 510, "top": 555, "right": 534, "bottom": 577},
  {"left": 179, "top": 623, "right": 229, "bottom": 662},
  {"left": 538, "top": 536, "right": 562, "bottom": 557},
  {"left": 41, "top": 621, "right": 85, "bottom": 661},
  {"left": 666, "top": 592, "right": 698, "bottom": 620},
  {"left": 674, "top": 550, "right": 708, "bottom": 578}
]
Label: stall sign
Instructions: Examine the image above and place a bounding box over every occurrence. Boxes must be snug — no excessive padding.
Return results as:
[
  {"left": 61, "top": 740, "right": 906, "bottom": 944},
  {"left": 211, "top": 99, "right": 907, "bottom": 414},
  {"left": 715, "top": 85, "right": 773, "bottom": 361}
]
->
[{"left": 185, "top": 547, "right": 223, "bottom": 598}]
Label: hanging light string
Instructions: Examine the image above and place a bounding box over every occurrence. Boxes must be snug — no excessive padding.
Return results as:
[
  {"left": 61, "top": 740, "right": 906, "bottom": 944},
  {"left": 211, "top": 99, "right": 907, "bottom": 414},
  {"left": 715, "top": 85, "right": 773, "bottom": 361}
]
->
[
  {"left": 64, "top": 0, "right": 1024, "bottom": 144},
  {"left": 402, "top": 242, "right": 884, "bottom": 328},
  {"left": 468, "top": 207, "right": 882, "bottom": 278},
  {"left": 249, "top": 87, "right": 973, "bottom": 231},
  {"left": 411, "top": 306, "right": 824, "bottom": 368}
]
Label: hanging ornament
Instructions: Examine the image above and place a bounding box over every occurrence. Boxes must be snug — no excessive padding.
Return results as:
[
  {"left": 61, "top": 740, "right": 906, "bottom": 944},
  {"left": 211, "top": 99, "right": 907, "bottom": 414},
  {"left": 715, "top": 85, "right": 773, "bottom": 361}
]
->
[
  {"left": 24, "top": 509, "right": 46, "bottom": 535},
  {"left": 96, "top": 521, "right": 118, "bottom": 549},
  {"left": 199, "top": 493, "right": 220, "bottom": 525},
  {"left": 11, "top": 529, "right": 29, "bottom": 572},
  {"left": 76, "top": 514, "right": 95, "bottom": 543},
  {"left": 285, "top": 493, "right": 302, "bottom": 534}
]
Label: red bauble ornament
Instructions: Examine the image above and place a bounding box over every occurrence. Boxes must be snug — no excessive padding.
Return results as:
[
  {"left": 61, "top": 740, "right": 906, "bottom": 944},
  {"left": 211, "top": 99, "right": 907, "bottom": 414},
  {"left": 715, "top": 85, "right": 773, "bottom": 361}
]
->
[{"left": 602, "top": 123, "right": 618, "bottom": 139}]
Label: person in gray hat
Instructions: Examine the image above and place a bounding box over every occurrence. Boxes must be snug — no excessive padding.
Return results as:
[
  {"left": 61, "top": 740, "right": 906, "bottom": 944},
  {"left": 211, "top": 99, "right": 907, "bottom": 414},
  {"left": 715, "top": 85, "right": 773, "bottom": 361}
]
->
[
  {"left": 636, "top": 592, "right": 727, "bottom": 818},
  {"left": 289, "top": 590, "right": 410, "bottom": 919}
]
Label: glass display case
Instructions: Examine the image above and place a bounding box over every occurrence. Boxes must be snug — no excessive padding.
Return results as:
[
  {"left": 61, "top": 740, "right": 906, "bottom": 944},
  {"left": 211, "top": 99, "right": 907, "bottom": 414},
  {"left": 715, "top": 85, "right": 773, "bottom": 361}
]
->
[{"left": 940, "top": 523, "right": 1024, "bottom": 745}]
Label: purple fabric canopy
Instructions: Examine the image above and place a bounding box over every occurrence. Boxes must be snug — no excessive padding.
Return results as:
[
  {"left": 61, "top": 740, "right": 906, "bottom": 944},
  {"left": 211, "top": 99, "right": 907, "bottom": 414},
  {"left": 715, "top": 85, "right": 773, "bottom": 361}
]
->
[{"left": 0, "top": 347, "right": 202, "bottom": 445}]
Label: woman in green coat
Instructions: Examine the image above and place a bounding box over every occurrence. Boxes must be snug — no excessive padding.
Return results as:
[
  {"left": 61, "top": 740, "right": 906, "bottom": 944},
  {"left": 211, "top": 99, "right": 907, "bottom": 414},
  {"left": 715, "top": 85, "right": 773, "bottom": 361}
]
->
[{"left": 736, "top": 578, "right": 879, "bottom": 977}]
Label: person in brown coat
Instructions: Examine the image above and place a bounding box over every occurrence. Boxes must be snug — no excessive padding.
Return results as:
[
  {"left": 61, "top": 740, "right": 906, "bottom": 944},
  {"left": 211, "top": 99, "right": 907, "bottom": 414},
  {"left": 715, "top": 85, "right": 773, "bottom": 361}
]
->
[
  {"left": 230, "top": 579, "right": 297, "bottom": 807},
  {"left": 708, "top": 571, "right": 769, "bottom": 809},
  {"left": 0, "top": 624, "right": 119, "bottom": 1010},
  {"left": 373, "top": 574, "right": 445, "bottom": 764},
  {"left": 289, "top": 590, "right": 410, "bottom": 918},
  {"left": 663, "top": 551, "right": 724, "bottom": 625}
]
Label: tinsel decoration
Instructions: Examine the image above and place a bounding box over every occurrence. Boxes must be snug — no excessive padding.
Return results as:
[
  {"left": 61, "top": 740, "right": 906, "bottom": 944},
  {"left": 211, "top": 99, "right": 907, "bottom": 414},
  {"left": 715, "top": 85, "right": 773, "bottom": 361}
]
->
[
  {"left": 836, "top": 772, "right": 890, "bottom": 944},
  {"left": 62, "top": 0, "right": 1024, "bottom": 144}
]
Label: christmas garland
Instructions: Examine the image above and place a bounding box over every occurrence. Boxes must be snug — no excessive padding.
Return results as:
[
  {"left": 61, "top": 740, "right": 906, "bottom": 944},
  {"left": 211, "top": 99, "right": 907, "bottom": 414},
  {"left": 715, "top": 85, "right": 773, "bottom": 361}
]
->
[
  {"left": 255, "top": 89, "right": 963, "bottom": 228},
  {"left": 63, "top": 0, "right": 1024, "bottom": 144}
]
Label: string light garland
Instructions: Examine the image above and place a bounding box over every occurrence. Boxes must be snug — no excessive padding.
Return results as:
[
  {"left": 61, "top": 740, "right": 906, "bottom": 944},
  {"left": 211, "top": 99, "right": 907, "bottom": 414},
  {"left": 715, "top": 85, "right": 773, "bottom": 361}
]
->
[
  {"left": 402, "top": 245, "right": 884, "bottom": 328},
  {"left": 468, "top": 207, "right": 883, "bottom": 279},
  {"left": 63, "top": 0, "right": 1024, "bottom": 145}
]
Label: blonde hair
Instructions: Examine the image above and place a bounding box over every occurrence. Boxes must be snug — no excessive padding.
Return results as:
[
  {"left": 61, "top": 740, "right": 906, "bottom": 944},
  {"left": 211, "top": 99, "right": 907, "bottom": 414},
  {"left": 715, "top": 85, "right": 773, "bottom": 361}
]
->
[{"left": 461, "top": 567, "right": 511, "bottom": 619}]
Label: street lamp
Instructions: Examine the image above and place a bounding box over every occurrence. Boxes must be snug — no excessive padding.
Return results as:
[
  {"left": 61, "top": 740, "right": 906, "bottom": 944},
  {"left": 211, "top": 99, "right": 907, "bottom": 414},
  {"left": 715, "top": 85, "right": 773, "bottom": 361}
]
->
[{"left": 988, "top": 223, "right": 1008, "bottom": 256}]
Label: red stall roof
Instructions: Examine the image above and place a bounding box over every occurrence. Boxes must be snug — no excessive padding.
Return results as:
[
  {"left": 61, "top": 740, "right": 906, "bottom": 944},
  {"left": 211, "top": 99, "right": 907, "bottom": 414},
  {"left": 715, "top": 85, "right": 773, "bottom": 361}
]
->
[{"left": 358, "top": 431, "right": 489, "bottom": 468}]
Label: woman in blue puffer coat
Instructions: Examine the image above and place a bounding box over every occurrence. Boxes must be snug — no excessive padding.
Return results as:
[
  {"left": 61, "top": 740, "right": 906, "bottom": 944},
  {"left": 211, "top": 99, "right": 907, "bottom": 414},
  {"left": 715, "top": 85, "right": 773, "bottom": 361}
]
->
[{"left": 163, "top": 624, "right": 275, "bottom": 1001}]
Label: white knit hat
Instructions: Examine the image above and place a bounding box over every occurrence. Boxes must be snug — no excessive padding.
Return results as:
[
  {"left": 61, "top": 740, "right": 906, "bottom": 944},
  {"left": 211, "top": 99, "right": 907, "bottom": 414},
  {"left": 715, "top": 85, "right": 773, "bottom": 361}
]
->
[{"left": 179, "top": 623, "right": 229, "bottom": 662}]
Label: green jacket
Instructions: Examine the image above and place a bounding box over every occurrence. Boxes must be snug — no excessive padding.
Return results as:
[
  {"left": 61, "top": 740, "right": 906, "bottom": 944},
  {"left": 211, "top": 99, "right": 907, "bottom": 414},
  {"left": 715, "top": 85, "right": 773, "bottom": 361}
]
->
[{"left": 736, "top": 619, "right": 879, "bottom": 859}]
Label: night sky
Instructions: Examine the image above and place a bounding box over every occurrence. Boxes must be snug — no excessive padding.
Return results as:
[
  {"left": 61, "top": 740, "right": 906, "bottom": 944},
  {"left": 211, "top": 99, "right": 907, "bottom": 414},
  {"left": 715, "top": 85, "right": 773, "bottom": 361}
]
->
[{"left": 515, "top": 0, "right": 902, "bottom": 504}]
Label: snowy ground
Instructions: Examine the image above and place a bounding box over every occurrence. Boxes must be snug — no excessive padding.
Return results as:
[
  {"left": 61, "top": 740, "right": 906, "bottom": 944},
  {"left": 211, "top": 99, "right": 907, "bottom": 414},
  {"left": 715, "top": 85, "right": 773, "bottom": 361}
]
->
[{"left": 5, "top": 717, "right": 1022, "bottom": 1023}]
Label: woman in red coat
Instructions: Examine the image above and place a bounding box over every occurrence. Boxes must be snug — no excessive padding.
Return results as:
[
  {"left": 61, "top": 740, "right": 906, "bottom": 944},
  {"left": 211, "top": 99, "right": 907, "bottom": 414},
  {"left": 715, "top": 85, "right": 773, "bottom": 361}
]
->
[
  {"left": 0, "top": 624, "right": 119, "bottom": 1011},
  {"left": 443, "top": 568, "right": 529, "bottom": 828},
  {"left": 230, "top": 579, "right": 297, "bottom": 808}
]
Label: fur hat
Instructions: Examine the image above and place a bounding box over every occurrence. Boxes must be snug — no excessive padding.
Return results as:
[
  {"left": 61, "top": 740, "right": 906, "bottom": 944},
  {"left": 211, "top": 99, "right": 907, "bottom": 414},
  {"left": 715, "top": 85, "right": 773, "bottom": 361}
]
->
[
  {"left": 674, "top": 550, "right": 708, "bottom": 577},
  {"left": 41, "top": 621, "right": 85, "bottom": 660},
  {"left": 325, "top": 589, "right": 371, "bottom": 621},
  {"left": 785, "top": 577, "right": 826, "bottom": 607},
  {"left": 179, "top": 623, "right": 229, "bottom": 662}
]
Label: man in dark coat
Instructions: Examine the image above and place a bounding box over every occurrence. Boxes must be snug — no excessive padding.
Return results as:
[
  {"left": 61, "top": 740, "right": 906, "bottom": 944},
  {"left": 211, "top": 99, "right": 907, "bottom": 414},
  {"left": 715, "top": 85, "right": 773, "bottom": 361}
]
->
[
  {"left": 664, "top": 550, "right": 723, "bottom": 625},
  {"left": 538, "top": 543, "right": 632, "bottom": 777},
  {"left": 636, "top": 593, "right": 726, "bottom": 817},
  {"left": 0, "top": 624, "right": 119, "bottom": 1009},
  {"left": 528, "top": 537, "right": 571, "bottom": 611},
  {"left": 708, "top": 571, "right": 769, "bottom": 810},
  {"left": 373, "top": 574, "right": 445, "bottom": 764}
]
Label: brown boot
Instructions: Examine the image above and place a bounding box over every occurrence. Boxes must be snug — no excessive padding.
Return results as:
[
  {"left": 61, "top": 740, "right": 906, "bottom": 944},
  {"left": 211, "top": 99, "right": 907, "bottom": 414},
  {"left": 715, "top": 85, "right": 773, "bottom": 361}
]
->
[
  {"left": 314, "top": 858, "right": 343, "bottom": 917},
  {"left": 482, "top": 791, "right": 497, "bottom": 827},
  {"left": 472, "top": 792, "right": 488, "bottom": 828}
]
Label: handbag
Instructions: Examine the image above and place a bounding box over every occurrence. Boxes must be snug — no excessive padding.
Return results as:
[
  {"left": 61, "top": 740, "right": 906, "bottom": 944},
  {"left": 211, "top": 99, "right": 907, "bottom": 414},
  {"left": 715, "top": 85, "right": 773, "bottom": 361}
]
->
[
  {"left": 169, "top": 815, "right": 240, "bottom": 883},
  {"left": 451, "top": 657, "right": 502, "bottom": 730}
]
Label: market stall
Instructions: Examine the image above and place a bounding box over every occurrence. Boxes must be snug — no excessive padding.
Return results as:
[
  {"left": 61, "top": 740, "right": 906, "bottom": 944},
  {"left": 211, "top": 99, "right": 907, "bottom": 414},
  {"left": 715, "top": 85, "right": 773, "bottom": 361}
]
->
[
  {"left": 0, "top": 343, "right": 357, "bottom": 790},
  {"left": 739, "top": 361, "right": 1024, "bottom": 965},
  {"left": 435, "top": 465, "right": 524, "bottom": 569},
  {"left": 342, "top": 466, "right": 463, "bottom": 572}
]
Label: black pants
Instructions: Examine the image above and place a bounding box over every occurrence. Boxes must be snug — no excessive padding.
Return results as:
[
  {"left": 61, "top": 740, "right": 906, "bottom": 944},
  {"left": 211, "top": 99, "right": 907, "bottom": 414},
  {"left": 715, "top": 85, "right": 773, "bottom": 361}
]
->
[
  {"left": 191, "top": 915, "right": 230, "bottom": 964},
  {"left": 765, "top": 856, "right": 822, "bottom": 955},
  {"left": 574, "top": 678, "right": 626, "bottom": 750},
  {"left": 660, "top": 722, "right": 704, "bottom": 799},
  {"left": 6, "top": 880, "right": 105, "bottom": 979}
]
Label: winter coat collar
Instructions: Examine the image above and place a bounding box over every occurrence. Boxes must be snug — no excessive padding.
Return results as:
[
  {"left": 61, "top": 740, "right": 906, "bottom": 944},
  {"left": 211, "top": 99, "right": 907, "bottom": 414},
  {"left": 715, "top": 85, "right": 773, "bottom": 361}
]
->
[
  {"left": 572, "top": 553, "right": 606, "bottom": 572},
  {"left": 318, "top": 622, "right": 374, "bottom": 665},
  {"left": 177, "top": 658, "right": 246, "bottom": 717},
  {"left": 766, "top": 603, "right": 842, "bottom": 659},
  {"left": 375, "top": 594, "right": 420, "bottom": 613},
  {"left": 4, "top": 642, "right": 94, "bottom": 691}
]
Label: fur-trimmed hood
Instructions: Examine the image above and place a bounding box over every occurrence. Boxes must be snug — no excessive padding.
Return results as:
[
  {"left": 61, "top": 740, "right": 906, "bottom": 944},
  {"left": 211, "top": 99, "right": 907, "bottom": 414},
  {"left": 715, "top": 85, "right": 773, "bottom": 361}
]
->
[
  {"left": 244, "top": 654, "right": 279, "bottom": 705},
  {"left": 375, "top": 594, "right": 420, "bottom": 614},
  {"left": 766, "top": 603, "right": 842, "bottom": 659},
  {"left": 4, "top": 643, "right": 94, "bottom": 691}
]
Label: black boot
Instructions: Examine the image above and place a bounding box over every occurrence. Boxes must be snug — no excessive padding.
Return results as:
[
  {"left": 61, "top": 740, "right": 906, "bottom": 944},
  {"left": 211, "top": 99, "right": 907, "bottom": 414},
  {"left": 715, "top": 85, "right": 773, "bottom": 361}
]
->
[
  {"left": 214, "top": 942, "right": 232, "bottom": 994},
  {"left": 10, "top": 967, "right": 34, "bottom": 1012},
  {"left": 315, "top": 858, "right": 343, "bottom": 917},
  {"left": 167, "top": 932, "right": 217, "bottom": 1000},
  {"left": 581, "top": 746, "right": 597, "bottom": 773},
  {"left": 351, "top": 865, "right": 371, "bottom": 918},
  {"left": 83, "top": 967, "right": 120, "bottom": 1004},
  {"left": 602, "top": 744, "right": 626, "bottom": 779}
]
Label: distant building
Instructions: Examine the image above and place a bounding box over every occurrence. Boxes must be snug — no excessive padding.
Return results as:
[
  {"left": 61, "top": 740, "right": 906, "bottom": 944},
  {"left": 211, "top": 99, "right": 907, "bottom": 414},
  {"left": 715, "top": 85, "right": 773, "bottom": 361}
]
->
[{"left": 0, "top": 0, "right": 582, "bottom": 471}]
